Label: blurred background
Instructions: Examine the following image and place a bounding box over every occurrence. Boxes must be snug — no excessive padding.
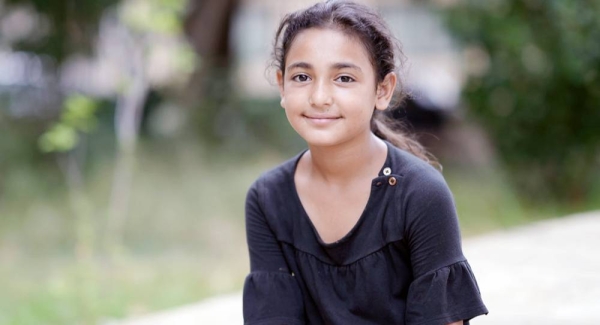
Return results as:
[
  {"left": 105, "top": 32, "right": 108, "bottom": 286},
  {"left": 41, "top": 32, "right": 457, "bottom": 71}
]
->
[{"left": 0, "top": 0, "right": 599, "bottom": 323}]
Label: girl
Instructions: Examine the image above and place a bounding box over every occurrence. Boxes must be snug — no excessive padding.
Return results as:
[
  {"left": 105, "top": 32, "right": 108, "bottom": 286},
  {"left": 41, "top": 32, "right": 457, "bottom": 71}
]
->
[{"left": 243, "top": 1, "right": 488, "bottom": 324}]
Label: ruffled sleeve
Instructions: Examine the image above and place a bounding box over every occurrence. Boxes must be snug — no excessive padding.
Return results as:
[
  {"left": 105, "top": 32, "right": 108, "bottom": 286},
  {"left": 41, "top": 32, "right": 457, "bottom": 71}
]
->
[
  {"left": 406, "top": 260, "right": 488, "bottom": 325},
  {"left": 402, "top": 166, "right": 488, "bottom": 324},
  {"left": 243, "top": 180, "right": 305, "bottom": 325},
  {"left": 244, "top": 271, "right": 305, "bottom": 325}
]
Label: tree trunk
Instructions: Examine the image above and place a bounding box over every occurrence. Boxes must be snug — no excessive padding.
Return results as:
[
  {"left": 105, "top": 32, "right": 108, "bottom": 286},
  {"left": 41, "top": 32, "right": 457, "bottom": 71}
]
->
[{"left": 184, "top": 0, "right": 241, "bottom": 67}]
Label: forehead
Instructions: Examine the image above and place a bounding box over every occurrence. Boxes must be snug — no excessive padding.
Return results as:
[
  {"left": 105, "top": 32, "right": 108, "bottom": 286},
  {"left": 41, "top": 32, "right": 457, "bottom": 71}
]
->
[{"left": 285, "top": 28, "right": 373, "bottom": 70}]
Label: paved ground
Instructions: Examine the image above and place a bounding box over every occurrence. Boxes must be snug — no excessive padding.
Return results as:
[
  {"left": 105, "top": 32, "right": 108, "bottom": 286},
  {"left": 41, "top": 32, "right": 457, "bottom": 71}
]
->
[
  {"left": 464, "top": 210, "right": 600, "bottom": 324},
  {"left": 115, "top": 210, "right": 600, "bottom": 325}
]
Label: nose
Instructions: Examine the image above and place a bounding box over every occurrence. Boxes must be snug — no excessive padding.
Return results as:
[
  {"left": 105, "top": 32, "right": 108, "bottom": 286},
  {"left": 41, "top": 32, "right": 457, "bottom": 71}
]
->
[{"left": 309, "top": 79, "right": 333, "bottom": 108}]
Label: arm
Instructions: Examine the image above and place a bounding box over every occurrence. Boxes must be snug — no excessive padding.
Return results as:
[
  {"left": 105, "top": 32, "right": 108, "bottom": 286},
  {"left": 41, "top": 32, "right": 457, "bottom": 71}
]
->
[
  {"left": 402, "top": 167, "right": 488, "bottom": 324},
  {"left": 403, "top": 170, "right": 465, "bottom": 279},
  {"left": 245, "top": 182, "right": 291, "bottom": 273},
  {"left": 243, "top": 180, "right": 305, "bottom": 325}
]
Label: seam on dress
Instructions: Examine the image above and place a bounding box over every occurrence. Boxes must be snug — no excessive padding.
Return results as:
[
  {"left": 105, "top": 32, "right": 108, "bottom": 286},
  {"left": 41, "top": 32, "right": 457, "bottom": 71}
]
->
[
  {"left": 412, "top": 259, "right": 469, "bottom": 280},
  {"left": 282, "top": 240, "right": 405, "bottom": 267}
]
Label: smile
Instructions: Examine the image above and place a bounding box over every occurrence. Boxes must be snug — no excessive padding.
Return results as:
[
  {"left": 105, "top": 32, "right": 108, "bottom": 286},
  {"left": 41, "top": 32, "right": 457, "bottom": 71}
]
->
[{"left": 303, "top": 115, "right": 342, "bottom": 125}]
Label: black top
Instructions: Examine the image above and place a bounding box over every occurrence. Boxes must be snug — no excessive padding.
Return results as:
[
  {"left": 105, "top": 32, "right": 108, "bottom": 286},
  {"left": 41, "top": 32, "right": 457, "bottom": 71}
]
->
[{"left": 243, "top": 141, "right": 488, "bottom": 325}]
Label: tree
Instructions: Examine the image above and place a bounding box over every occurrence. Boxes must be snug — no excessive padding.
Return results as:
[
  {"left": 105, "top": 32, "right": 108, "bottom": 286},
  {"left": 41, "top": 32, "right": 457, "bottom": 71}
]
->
[
  {"left": 444, "top": 0, "right": 600, "bottom": 205},
  {"left": 183, "top": 0, "right": 242, "bottom": 145},
  {"left": 3, "top": 0, "right": 120, "bottom": 62}
]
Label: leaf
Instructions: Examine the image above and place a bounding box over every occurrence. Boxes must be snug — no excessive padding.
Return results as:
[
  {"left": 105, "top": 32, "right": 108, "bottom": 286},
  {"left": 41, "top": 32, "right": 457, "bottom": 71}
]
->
[
  {"left": 62, "top": 94, "right": 99, "bottom": 133},
  {"left": 38, "top": 124, "right": 78, "bottom": 152}
]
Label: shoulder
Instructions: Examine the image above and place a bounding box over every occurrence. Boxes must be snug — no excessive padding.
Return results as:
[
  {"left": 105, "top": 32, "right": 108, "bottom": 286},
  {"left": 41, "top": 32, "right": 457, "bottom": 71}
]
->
[
  {"left": 247, "top": 150, "right": 305, "bottom": 206},
  {"left": 245, "top": 151, "right": 305, "bottom": 240},
  {"left": 386, "top": 144, "right": 454, "bottom": 213},
  {"left": 388, "top": 145, "right": 448, "bottom": 191},
  {"left": 385, "top": 145, "right": 461, "bottom": 243}
]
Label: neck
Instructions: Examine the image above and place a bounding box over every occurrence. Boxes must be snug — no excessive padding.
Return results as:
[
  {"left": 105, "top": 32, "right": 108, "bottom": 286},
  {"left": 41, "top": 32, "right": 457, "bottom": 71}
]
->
[{"left": 305, "top": 133, "right": 387, "bottom": 185}]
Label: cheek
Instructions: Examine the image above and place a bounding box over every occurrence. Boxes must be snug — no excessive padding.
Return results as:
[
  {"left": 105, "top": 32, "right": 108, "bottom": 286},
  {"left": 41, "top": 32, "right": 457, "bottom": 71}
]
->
[
  {"left": 283, "top": 105, "right": 304, "bottom": 129},
  {"left": 341, "top": 85, "right": 377, "bottom": 101},
  {"left": 282, "top": 90, "right": 307, "bottom": 108},
  {"left": 339, "top": 90, "right": 377, "bottom": 113}
]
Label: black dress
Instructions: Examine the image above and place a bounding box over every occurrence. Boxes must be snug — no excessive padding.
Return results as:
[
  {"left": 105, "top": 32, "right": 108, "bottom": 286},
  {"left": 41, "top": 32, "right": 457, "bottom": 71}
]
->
[{"left": 243, "top": 141, "right": 488, "bottom": 325}]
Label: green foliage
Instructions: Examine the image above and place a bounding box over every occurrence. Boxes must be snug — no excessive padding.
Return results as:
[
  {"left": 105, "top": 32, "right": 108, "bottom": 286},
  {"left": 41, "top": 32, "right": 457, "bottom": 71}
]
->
[
  {"left": 62, "top": 95, "right": 100, "bottom": 133},
  {"left": 38, "top": 124, "right": 79, "bottom": 153},
  {"left": 5, "top": 0, "right": 120, "bottom": 62},
  {"left": 38, "top": 95, "right": 100, "bottom": 153},
  {"left": 444, "top": 0, "right": 600, "bottom": 204},
  {"left": 121, "top": 0, "right": 188, "bottom": 35}
]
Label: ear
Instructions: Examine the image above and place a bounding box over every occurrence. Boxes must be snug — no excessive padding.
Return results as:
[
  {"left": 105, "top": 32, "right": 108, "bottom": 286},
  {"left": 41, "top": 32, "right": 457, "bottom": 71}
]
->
[
  {"left": 375, "top": 72, "right": 397, "bottom": 111},
  {"left": 276, "top": 70, "right": 285, "bottom": 108}
]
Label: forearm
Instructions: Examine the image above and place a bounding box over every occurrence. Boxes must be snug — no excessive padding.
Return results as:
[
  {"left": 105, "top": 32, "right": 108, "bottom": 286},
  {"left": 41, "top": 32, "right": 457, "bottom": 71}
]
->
[{"left": 448, "top": 321, "right": 463, "bottom": 325}]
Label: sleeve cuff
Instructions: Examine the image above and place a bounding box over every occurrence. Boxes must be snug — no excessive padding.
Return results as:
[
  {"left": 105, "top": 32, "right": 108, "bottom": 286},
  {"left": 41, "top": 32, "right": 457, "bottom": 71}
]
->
[
  {"left": 406, "top": 260, "right": 488, "bottom": 325},
  {"left": 243, "top": 271, "right": 305, "bottom": 324}
]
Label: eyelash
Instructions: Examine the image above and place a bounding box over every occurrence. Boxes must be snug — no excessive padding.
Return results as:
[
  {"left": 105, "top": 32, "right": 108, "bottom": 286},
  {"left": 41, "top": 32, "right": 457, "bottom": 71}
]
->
[
  {"left": 336, "top": 75, "right": 355, "bottom": 83},
  {"left": 290, "top": 74, "right": 355, "bottom": 83},
  {"left": 292, "top": 74, "right": 310, "bottom": 82}
]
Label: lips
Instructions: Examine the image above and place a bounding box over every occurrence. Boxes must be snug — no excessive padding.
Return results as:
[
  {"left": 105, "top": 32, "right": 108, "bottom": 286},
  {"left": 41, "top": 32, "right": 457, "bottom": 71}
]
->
[{"left": 303, "top": 114, "right": 341, "bottom": 126}]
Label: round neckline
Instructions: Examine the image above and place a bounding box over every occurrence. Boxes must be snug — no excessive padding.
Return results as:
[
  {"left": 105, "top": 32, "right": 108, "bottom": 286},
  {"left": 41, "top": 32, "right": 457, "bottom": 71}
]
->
[{"left": 289, "top": 140, "right": 393, "bottom": 247}]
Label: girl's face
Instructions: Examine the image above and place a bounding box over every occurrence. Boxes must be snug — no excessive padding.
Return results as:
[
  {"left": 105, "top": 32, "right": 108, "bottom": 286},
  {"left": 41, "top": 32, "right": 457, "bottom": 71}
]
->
[{"left": 277, "top": 27, "right": 396, "bottom": 148}]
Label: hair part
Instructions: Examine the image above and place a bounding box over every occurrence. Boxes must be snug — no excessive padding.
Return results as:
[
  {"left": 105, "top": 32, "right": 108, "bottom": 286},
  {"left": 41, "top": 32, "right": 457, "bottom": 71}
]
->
[{"left": 271, "top": 0, "right": 440, "bottom": 170}]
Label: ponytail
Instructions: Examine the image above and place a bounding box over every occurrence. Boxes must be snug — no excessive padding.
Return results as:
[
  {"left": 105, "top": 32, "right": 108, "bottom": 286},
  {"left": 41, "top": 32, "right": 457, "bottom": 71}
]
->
[{"left": 371, "top": 111, "right": 442, "bottom": 171}]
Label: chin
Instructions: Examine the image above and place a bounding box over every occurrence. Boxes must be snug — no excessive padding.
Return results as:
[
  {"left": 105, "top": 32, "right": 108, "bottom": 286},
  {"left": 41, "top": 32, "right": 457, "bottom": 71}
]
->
[
  {"left": 297, "top": 131, "right": 354, "bottom": 148},
  {"left": 303, "top": 138, "right": 341, "bottom": 148},
  {"left": 292, "top": 129, "right": 333, "bottom": 146}
]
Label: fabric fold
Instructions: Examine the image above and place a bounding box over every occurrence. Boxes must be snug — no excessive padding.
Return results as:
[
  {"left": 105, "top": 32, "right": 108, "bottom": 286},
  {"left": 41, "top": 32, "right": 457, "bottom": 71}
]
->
[
  {"left": 405, "top": 260, "right": 488, "bottom": 325},
  {"left": 243, "top": 271, "right": 305, "bottom": 325}
]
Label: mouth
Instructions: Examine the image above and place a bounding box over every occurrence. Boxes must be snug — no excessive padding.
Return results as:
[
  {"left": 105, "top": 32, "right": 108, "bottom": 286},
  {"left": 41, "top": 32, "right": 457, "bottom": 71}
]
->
[{"left": 303, "top": 114, "right": 342, "bottom": 125}]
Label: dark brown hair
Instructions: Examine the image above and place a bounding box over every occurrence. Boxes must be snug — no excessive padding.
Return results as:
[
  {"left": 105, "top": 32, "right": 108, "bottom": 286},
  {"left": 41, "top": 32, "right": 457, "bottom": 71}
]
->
[{"left": 271, "top": 0, "right": 439, "bottom": 169}]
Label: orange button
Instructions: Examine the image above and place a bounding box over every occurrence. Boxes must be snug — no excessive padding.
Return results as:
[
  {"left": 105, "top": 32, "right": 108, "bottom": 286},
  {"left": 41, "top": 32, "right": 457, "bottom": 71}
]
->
[{"left": 388, "top": 176, "right": 397, "bottom": 186}]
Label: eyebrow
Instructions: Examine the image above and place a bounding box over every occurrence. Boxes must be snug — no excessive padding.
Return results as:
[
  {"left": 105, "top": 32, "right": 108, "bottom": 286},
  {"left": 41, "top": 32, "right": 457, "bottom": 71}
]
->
[
  {"left": 332, "top": 62, "right": 362, "bottom": 72},
  {"left": 286, "top": 62, "right": 362, "bottom": 73},
  {"left": 286, "top": 62, "right": 312, "bottom": 72}
]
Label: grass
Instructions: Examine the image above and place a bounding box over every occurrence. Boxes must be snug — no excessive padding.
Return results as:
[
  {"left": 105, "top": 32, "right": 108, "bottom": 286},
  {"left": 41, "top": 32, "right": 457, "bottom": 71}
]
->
[
  {"left": 0, "top": 255, "right": 238, "bottom": 324},
  {"left": 0, "top": 140, "right": 597, "bottom": 324},
  {"left": 0, "top": 141, "right": 270, "bottom": 325}
]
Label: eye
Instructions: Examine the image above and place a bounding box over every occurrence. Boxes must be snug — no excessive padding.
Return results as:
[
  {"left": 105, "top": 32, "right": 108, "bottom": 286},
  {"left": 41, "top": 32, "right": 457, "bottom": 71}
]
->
[
  {"left": 292, "top": 74, "right": 311, "bottom": 82},
  {"left": 336, "top": 75, "right": 355, "bottom": 83}
]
